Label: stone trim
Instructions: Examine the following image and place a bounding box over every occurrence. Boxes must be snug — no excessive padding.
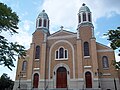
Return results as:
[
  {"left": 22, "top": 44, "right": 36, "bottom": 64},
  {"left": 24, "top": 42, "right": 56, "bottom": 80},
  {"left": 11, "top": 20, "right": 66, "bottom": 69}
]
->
[
  {"left": 48, "top": 34, "right": 76, "bottom": 40},
  {"left": 84, "top": 66, "right": 92, "bottom": 69},
  {"left": 97, "top": 49, "right": 113, "bottom": 52},
  {"left": 33, "top": 68, "right": 40, "bottom": 70},
  {"left": 53, "top": 63, "right": 70, "bottom": 88},
  {"left": 49, "top": 40, "right": 75, "bottom": 79},
  {"left": 102, "top": 73, "right": 111, "bottom": 76}
]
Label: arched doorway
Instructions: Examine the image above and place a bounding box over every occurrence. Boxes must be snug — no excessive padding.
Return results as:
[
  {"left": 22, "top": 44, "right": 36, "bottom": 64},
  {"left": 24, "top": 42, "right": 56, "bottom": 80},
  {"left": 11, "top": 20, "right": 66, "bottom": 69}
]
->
[
  {"left": 56, "top": 67, "right": 67, "bottom": 88},
  {"left": 85, "top": 71, "right": 92, "bottom": 88},
  {"left": 33, "top": 73, "right": 39, "bottom": 88}
]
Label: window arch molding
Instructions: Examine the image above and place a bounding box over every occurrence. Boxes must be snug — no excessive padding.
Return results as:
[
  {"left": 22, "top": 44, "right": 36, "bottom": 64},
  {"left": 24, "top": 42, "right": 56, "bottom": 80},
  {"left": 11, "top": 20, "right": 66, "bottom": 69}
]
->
[
  {"left": 22, "top": 60, "right": 27, "bottom": 71},
  {"left": 55, "top": 46, "right": 68, "bottom": 60},
  {"left": 102, "top": 56, "right": 109, "bottom": 69},
  {"left": 49, "top": 40, "right": 75, "bottom": 79}
]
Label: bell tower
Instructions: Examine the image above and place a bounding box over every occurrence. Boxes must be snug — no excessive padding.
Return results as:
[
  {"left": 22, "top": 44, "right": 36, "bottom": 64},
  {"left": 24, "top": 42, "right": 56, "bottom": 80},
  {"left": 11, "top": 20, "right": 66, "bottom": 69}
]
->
[
  {"left": 32, "top": 10, "right": 50, "bottom": 43},
  {"left": 76, "top": 4, "right": 98, "bottom": 84},
  {"left": 29, "top": 10, "right": 50, "bottom": 88},
  {"left": 77, "top": 3, "right": 94, "bottom": 39},
  {"left": 36, "top": 10, "right": 50, "bottom": 34}
]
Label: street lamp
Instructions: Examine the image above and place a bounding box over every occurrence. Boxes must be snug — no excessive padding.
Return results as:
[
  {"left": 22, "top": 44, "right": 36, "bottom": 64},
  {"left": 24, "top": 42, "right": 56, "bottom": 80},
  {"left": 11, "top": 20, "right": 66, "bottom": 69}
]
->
[
  {"left": 18, "top": 72, "right": 23, "bottom": 89},
  {"left": 114, "top": 78, "right": 117, "bottom": 90},
  {"left": 97, "top": 69, "right": 102, "bottom": 88}
]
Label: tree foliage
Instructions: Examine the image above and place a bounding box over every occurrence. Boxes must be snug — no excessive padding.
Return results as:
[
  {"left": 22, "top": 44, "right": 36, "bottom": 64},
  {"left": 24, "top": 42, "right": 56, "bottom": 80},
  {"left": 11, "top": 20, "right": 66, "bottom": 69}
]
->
[
  {"left": 0, "top": 3, "right": 19, "bottom": 34},
  {"left": 0, "top": 2, "right": 26, "bottom": 70},
  {"left": 105, "top": 27, "right": 120, "bottom": 69},
  {"left": 0, "top": 73, "right": 14, "bottom": 90},
  {"left": 105, "top": 27, "right": 120, "bottom": 50}
]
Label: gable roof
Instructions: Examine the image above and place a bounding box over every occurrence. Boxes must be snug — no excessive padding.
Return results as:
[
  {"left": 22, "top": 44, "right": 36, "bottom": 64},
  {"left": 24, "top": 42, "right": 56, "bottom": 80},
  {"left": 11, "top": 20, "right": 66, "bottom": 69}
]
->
[
  {"left": 48, "top": 29, "right": 76, "bottom": 39},
  {"left": 96, "top": 42, "right": 113, "bottom": 50}
]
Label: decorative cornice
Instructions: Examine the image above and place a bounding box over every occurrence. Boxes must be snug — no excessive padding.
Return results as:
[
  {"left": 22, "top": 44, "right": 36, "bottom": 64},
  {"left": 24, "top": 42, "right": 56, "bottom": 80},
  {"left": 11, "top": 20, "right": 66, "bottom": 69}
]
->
[
  {"left": 48, "top": 34, "right": 77, "bottom": 40},
  {"left": 97, "top": 49, "right": 113, "bottom": 52}
]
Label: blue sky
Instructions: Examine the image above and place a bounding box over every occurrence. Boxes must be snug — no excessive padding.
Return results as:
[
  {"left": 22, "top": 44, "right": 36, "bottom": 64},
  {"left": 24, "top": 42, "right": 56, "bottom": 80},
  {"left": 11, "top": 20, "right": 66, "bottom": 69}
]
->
[{"left": 0, "top": 0, "right": 120, "bottom": 80}]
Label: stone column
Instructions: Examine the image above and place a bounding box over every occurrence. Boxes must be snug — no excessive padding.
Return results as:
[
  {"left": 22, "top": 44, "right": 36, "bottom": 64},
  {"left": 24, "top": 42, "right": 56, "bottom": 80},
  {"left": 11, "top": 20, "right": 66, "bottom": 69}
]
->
[{"left": 77, "top": 39, "right": 83, "bottom": 78}]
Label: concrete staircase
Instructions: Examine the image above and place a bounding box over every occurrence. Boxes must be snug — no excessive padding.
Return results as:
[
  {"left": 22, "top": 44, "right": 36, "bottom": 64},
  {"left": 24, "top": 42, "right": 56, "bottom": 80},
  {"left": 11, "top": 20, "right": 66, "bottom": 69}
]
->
[{"left": 31, "top": 88, "right": 101, "bottom": 90}]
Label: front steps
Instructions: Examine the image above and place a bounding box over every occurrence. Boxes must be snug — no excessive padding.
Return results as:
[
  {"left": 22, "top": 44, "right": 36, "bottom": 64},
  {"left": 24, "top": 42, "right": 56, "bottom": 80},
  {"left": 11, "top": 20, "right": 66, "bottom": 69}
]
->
[{"left": 31, "top": 88, "right": 101, "bottom": 90}]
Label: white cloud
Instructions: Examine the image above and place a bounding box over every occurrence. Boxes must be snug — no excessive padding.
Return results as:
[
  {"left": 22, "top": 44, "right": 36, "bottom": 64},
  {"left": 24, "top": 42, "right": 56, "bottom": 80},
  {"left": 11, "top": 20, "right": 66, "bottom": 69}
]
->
[
  {"left": 1, "top": 20, "right": 33, "bottom": 49},
  {"left": 10, "top": 29, "right": 32, "bottom": 49},
  {"left": 95, "top": 32, "right": 100, "bottom": 36},
  {"left": 100, "top": 35, "right": 108, "bottom": 39},
  {"left": 39, "top": 0, "right": 120, "bottom": 32},
  {"left": 22, "top": 20, "right": 34, "bottom": 31},
  {"left": 41, "top": 0, "right": 80, "bottom": 31}
]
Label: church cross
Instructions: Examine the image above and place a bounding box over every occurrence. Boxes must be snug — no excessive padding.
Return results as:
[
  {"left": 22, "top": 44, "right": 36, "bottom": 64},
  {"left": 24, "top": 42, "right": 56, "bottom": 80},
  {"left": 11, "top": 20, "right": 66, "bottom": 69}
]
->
[{"left": 60, "top": 26, "right": 64, "bottom": 30}]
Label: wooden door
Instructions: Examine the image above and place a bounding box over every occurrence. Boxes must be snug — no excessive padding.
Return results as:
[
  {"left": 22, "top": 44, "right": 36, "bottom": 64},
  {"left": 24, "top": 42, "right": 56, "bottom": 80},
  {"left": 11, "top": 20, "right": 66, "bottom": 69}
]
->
[
  {"left": 56, "top": 67, "right": 67, "bottom": 88},
  {"left": 85, "top": 71, "right": 92, "bottom": 88},
  {"left": 33, "top": 73, "right": 39, "bottom": 88}
]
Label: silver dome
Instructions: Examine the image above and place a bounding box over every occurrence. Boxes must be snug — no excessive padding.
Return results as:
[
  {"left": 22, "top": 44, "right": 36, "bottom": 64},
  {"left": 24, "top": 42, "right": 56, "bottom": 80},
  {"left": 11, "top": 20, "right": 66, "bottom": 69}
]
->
[
  {"left": 38, "top": 10, "right": 49, "bottom": 19},
  {"left": 79, "top": 3, "right": 90, "bottom": 13}
]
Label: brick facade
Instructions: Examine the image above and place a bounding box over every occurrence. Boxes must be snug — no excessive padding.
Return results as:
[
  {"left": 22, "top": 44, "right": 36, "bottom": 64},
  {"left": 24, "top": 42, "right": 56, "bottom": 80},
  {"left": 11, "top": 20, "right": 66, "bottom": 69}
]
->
[{"left": 13, "top": 4, "right": 120, "bottom": 90}]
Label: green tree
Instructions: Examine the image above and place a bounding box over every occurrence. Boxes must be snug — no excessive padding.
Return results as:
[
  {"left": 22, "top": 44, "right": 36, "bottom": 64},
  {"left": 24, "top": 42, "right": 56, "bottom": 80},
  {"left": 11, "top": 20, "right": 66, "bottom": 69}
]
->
[
  {"left": 105, "top": 27, "right": 120, "bottom": 69},
  {"left": 106, "top": 27, "right": 120, "bottom": 50},
  {"left": 0, "top": 73, "right": 14, "bottom": 90},
  {"left": 0, "top": 2, "right": 26, "bottom": 70}
]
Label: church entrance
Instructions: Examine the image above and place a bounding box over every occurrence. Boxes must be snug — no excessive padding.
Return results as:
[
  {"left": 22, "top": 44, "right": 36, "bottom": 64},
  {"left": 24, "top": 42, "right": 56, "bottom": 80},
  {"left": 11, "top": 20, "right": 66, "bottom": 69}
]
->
[
  {"left": 85, "top": 71, "right": 92, "bottom": 88},
  {"left": 33, "top": 73, "right": 39, "bottom": 88},
  {"left": 56, "top": 67, "right": 67, "bottom": 88}
]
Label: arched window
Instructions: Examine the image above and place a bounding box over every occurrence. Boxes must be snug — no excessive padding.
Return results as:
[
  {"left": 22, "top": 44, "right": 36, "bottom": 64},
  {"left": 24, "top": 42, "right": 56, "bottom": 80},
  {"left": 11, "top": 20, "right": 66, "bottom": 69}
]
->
[
  {"left": 43, "top": 19, "right": 47, "bottom": 27},
  {"left": 59, "top": 47, "right": 64, "bottom": 58},
  {"left": 39, "top": 18, "right": 42, "bottom": 27},
  {"left": 84, "top": 42, "right": 89, "bottom": 56},
  {"left": 83, "top": 13, "right": 86, "bottom": 21},
  {"left": 55, "top": 47, "right": 68, "bottom": 59},
  {"left": 88, "top": 13, "right": 91, "bottom": 22},
  {"left": 22, "top": 61, "right": 27, "bottom": 71},
  {"left": 65, "top": 50, "right": 68, "bottom": 58},
  {"left": 35, "top": 46, "right": 40, "bottom": 59},
  {"left": 102, "top": 56, "right": 109, "bottom": 68},
  {"left": 56, "top": 51, "right": 58, "bottom": 59},
  {"left": 79, "top": 14, "right": 81, "bottom": 23}
]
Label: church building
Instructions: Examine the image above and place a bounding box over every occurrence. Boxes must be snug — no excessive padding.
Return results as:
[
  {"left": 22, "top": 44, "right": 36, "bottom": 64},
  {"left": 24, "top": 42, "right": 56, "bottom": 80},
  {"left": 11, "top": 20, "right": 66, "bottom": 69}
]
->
[{"left": 13, "top": 4, "right": 120, "bottom": 90}]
